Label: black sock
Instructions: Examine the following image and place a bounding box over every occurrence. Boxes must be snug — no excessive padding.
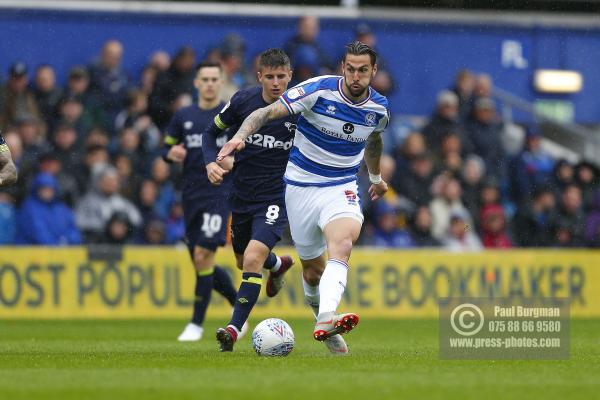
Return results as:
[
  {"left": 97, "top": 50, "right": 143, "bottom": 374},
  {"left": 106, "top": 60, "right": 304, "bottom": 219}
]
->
[
  {"left": 213, "top": 266, "right": 237, "bottom": 306},
  {"left": 191, "top": 269, "right": 214, "bottom": 325},
  {"left": 229, "top": 272, "right": 262, "bottom": 331},
  {"left": 262, "top": 252, "right": 278, "bottom": 270}
]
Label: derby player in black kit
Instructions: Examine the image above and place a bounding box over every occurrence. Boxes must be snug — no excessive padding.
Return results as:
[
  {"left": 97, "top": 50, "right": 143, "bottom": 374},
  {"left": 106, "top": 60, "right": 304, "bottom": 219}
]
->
[
  {"left": 202, "top": 49, "right": 296, "bottom": 352},
  {"left": 162, "top": 62, "right": 246, "bottom": 342}
]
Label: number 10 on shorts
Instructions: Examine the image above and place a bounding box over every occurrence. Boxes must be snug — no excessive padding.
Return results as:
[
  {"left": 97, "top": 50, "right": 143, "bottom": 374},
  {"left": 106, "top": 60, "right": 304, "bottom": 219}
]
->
[
  {"left": 265, "top": 205, "right": 280, "bottom": 225},
  {"left": 201, "top": 213, "right": 222, "bottom": 238}
]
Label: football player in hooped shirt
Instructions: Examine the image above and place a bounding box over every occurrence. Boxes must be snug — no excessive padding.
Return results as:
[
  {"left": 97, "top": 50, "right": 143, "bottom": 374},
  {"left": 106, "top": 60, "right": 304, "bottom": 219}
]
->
[
  {"left": 202, "top": 49, "right": 296, "bottom": 352},
  {"left": 218, "top": 42, "right": 390, "bottom": 352},
  {"left": 162, "top": 62, "right": 246, "bottom": 342}
]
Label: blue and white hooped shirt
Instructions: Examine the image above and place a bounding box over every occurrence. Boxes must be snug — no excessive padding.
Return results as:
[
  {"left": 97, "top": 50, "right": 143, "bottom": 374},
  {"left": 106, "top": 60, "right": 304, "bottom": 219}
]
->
[{"left": 280, "top": 75, "right": 389, "bottom": 187}]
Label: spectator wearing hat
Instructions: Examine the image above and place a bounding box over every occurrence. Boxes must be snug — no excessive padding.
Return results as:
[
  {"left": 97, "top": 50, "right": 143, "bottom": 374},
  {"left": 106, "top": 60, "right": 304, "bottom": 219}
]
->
[
  {"left": 33, "top": 64, "right": 63, "bottom": 127},
  {"left": 37, "top": 151, "right": 80, "bottom": 208},
  {"left": 75, "top": 163, "right": 141, "bottom": 243},
  {"left": 149, "top": 46, "right": 196, "bottom": 128},
  {"left": 513, "top": 186, "right": 557, "bottom": 247},
  {"left": 15, "top": 172, "right": 81, "bottom": 245},
  {"left": 54, "top": 95, "right": 94, "bottom": 139},
  {"left": 284, "top": 16, "right": 333, "bottom": 75},
  {"left": 88, "top": 40, "right": 131, "bottom": 124},
  {"left": 0, "top": 62, "right": 42, "bottom": 132},
  {"left": 65, "top": 66, "right": 89, "bottom": 98},
  {"left": 441, "top": 210, "right": 482, "bottom": 252},
  {"left": 369, "top": 201, "right": 414, "bottom": 248},
  {"left": 465, "top": 97, "right": 506, "bottom": 181},
  {"left": 422, "top": 90, "right": 468, "bottom": 155},
  {"left": 480, "top": 204, "right": 512, "bottom": 248},
  {"left": 51, "top": 123, "right": 83, "bottom": 174},
  {"left": 103, "top": 211, "right": 134, "bottom": 245},
  {"left": 510, "top": 127, "right": 555, "bottom": 205}
]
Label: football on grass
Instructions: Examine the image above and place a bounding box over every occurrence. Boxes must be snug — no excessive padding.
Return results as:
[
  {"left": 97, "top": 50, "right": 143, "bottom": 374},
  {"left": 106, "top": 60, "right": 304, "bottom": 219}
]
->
[{"left": 252, "top": 318, "right": 295, "bottom": 356}]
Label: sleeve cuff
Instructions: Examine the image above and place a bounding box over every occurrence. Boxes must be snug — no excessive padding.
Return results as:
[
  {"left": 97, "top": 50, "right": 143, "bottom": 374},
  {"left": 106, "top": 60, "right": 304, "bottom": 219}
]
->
[{"left": 279, "top": 97, "right": 294, "bottom": 115}]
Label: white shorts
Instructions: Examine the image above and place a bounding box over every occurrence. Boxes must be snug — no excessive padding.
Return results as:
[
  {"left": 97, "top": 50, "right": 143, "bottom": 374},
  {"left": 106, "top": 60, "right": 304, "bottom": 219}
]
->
[{"left": 285, "top": 180, "right": 364, "bottom": 260}]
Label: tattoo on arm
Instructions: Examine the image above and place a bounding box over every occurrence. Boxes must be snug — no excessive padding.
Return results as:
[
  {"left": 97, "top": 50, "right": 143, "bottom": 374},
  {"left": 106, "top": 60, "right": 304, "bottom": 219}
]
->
[
  {"left": 0, "top": 150, "right": 17, "bottom": 186},
  {"left": 364, "top": 132, "right": 383, "bottom": 175},
  {"left": 233, "top": 101, "right": 290, "bottom": 141}
]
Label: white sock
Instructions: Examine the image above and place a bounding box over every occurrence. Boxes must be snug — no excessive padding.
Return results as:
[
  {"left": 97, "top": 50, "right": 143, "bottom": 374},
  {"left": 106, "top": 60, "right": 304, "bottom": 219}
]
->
[
  {"left": 302, "top": 277, "right": 320, "bottom": 319},
  {"left": 271, "top": 256, "right": 282, "bottom": 273},
  {"left": 318, "top": 259, "right": 348, "bottom": 316}
]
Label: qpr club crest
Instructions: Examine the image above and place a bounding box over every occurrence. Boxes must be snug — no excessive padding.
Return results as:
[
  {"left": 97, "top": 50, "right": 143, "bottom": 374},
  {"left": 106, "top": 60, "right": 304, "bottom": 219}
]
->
[{"left": 365, "top": 112, "right": 377, "bottom": 126}]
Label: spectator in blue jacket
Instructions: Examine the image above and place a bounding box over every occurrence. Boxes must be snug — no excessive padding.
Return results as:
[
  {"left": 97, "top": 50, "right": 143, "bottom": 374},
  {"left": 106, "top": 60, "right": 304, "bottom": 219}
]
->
[
  {"left": 0, "top": 192, "right": 16, "bottom": 244},
  {"left": 88, "top": 40, "right": 131, "bottom": 126},
  {"left": 370, "top": 201, "right": 414, "bottom": 248},
  {"left": 511, "top": 128, "right": 555, "bottom": 205},
  {"left": 465, "top": 97, "right": 506, "bottom": 181},
  {"left": 15, "top": 172, "right": 81, "bottom": 245}
]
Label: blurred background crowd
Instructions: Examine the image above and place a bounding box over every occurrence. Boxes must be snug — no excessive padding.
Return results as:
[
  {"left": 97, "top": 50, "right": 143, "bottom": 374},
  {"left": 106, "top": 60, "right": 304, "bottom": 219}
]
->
[{"left": 0, "top": 16, "right": 598, "bottom": 249}]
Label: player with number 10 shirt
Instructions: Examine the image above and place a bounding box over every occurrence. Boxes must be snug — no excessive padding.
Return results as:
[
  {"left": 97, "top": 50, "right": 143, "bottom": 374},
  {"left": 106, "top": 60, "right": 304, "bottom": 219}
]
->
[
  {"left": 202, "top": 49, "right": 296, "bottom": 351},
  {"left": 162, "top": 62, "right": 243, "bottom": 342}
]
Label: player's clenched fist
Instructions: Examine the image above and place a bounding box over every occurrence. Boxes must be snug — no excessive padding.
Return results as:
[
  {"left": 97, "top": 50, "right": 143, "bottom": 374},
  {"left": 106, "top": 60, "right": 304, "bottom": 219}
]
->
[
  {"left": 166, "top": 144, "right": 187, "bottom": 163},
  {"left": 217, "top": 137, "right": 245, "bottom": 161},
  {"left": 368, "top": 180, "right": 388, "bottom": 201},
  {"left": 206, "top": 162, "right": 229, "bottom": 185}
]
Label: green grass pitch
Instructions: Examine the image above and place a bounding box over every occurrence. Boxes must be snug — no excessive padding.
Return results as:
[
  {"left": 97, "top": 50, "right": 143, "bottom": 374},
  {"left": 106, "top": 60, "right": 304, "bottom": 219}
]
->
[{"left": 0, "top": 319, "right": 598, "bottom": 400}]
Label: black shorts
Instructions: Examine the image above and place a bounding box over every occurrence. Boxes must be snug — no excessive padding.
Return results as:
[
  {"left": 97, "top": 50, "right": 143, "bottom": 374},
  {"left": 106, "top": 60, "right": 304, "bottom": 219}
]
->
[
  {"left": 183, "top": 196, "right": 230, "bottom": 253},
  {"left": 230, "top": 196, "right": 288, "bottom": 255}
]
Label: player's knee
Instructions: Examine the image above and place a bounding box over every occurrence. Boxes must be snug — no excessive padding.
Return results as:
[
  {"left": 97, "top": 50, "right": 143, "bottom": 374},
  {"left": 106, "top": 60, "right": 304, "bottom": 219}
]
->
[
  {"left": 193, "top": 247, "right": 213, "bottom": 272},
  {"left": 329, "top": 237, "right": 354, "bottom": 260},
  {"left": 242, "top": 251, "right": 264, "bottom": 273}
]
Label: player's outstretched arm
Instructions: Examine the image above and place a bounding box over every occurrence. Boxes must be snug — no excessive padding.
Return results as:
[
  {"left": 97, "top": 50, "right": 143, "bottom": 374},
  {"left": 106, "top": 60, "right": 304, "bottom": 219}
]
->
[
  {"left": 217, "top": 101, "right": 289, "bottom": 161},
  {"left": 0, "top": 147, "right": 17, "bottom": 187},
  {"left": 364, "top": 132, "right": 387, "bottom": 201}
]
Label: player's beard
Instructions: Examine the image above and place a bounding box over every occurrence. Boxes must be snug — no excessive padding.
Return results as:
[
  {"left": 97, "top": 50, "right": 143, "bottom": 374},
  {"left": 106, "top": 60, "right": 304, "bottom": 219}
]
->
[{"left": 345, "top": 80, "right": 369, "bottom": 98}]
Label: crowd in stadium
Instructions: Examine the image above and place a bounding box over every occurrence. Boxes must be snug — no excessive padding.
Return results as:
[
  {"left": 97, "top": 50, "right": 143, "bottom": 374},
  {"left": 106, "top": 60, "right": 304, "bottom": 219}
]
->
[{"left": 0, "top": 16, "right": 598, "bottom": 248}]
